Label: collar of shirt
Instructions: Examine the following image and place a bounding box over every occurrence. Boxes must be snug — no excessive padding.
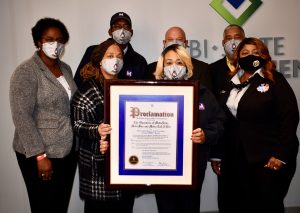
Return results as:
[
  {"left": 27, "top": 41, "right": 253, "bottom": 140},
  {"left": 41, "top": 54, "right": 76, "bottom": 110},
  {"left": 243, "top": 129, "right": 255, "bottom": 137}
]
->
[
  {"left": 231, "top": 68, "right": 264, "bottom": 84},
  {"left": 123, "top": 46, "right": 128, "bottom": 54},
  {"left": 226, "top": 68, "right": 264, "bottom": 118}
]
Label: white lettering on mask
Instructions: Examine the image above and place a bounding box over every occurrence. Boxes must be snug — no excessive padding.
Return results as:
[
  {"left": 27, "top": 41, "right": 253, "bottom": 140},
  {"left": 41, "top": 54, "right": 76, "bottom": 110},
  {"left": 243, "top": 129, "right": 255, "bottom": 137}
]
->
[
  {"left": 42, "top": 41, "right": 65, "bottom": 59},
  {"left": 112, "top": 29, "right": 132, "bottom": 45},
  {"left": 101, "top": 58, "right": 124, "bottom": 75},
  {"left": 163, "top": 64, "right": 187, "bottom": 80},
  {"left": 224, "top": 39, "right": 241, "bottom": 58}
]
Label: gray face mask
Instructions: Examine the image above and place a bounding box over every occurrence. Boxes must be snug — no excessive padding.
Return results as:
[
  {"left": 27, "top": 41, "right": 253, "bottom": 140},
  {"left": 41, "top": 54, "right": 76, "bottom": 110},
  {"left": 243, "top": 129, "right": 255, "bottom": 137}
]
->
[
  {"left": 42, "top": 41, "right": 65, "bottom": 59},
  {"left": 163, "top": 64, "right": 187, "bottom": 80},
  {"left": 101, "top": 58, "right": 124, "bottom": 75},
  {"left": 223, "top": 39, "right": 241, "bottom": 58},
  {"left": 165, "top": 40, "right": 186, "bottom": 49},
  {"left": 112, "top": 29, "right": 132, "bottom": 45}
]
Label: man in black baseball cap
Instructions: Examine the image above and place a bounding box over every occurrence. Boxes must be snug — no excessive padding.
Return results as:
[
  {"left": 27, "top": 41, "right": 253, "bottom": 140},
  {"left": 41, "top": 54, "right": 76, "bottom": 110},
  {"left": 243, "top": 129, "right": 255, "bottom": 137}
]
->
[
  {"left": 108, "top": 12, "right": 133, "bottom": 47},
  {"left": 74, "top": 11, "right": 148, "bottom": 86},
  {"left": 110, "top": 12, "right": 132, "bottom": 27}
]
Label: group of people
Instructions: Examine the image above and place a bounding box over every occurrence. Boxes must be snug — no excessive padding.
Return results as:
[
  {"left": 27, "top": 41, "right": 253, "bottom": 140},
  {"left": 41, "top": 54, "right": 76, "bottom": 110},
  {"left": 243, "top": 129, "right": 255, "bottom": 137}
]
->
[{"left": 9, "top": 11, "right": 299, "bottom": 213}]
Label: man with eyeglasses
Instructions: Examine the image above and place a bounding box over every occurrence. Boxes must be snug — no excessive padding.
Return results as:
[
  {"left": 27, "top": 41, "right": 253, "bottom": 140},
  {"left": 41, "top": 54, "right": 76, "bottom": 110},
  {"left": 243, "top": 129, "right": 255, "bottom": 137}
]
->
[
  {"left": 74, "top": 12, "right": 148, "bottom": 86},
  {"left": 209, "top": 24, "right": 245, "bottom": 213}
]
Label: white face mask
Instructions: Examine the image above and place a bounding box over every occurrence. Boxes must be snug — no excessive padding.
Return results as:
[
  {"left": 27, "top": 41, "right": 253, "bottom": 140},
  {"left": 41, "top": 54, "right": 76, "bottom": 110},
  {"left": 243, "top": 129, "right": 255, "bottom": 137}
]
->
[
  {"left": 101, "top": 58, "right": 124, "bottom": 75},
  {"left": 112, "top": 29, "right": 132, "bottom": 45},
  {"left": 42, "top": 41, "right": 65, "bottom": 59},
  {"left": 223, "top": 39, "right": 241, "bottom": 58},
  {"left": 163, "top": 64, "right": 187, "bottom": 80},
  {"left": 165, "top": 39, "right": 186, "bottom": 49}
]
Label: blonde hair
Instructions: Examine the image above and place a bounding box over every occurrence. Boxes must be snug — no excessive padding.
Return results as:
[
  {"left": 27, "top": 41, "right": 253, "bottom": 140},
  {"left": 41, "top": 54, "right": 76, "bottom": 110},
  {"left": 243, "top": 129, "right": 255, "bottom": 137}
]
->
[{"left": 153, "top": 44, "right": 193, "bottom": 80}]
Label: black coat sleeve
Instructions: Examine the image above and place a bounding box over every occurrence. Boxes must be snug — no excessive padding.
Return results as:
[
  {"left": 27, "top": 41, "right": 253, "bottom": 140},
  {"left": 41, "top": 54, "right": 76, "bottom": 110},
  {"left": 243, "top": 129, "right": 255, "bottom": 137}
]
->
[
  {"left": 199, "top": 86, "right": 225, "bottom": 145},
  {"left": 74, "top": 45, "right": 97, "bottom": 87}
]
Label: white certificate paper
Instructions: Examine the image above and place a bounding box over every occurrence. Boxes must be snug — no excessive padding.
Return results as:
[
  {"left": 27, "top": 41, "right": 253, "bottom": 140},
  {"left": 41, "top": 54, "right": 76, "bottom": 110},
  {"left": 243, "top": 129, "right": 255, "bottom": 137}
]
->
[{"left": 106, "top": 81, "right": 197, "bottom": 187}]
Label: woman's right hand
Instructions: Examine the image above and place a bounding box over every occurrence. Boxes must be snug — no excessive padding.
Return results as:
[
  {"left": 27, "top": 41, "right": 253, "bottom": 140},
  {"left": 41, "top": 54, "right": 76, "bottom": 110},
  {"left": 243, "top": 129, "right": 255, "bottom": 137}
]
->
[
  {"left": 98, "top": 123, "right": 112, "bottom": 154},
  {"left": 37, "top": 157, "right": 52, "bottom": 180},
  {"left": 98, "top": 123, "right": 112, "bottom": 139}
]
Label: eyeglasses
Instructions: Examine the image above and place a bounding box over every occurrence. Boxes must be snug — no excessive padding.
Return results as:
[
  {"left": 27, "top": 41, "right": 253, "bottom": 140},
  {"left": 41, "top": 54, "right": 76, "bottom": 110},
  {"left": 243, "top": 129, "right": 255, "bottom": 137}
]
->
[
  {"left": 112, "top": 24, "right": 131, "bottom": 31},
  {"left": 42, "top": 36, "right": 65, "bottom": 44}
]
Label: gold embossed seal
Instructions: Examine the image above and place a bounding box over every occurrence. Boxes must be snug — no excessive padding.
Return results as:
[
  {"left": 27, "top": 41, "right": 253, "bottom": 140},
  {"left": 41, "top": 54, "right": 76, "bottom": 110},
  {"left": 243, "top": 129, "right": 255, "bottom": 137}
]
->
[{"left": 129, "top": 155, "right": 139, "bottom": 165}]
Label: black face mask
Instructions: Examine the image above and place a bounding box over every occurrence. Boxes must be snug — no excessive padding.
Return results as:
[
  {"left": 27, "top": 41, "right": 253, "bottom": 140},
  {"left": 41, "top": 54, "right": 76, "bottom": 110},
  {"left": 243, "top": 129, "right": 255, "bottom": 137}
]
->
[{"left": 238, "top": 55, "right": 265, "bottom": 72}]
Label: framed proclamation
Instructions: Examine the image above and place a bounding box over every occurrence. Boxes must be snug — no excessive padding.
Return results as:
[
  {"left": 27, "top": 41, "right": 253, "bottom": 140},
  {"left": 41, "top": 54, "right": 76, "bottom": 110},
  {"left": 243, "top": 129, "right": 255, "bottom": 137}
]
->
[{"left": 104, "top": 80, "right": 199, "bottom": 190}]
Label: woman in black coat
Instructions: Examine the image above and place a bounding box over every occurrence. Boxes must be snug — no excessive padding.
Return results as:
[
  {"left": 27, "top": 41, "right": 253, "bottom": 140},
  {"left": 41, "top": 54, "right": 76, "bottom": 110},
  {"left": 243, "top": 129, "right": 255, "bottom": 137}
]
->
[
  {"left": 152, "top": 44, "right": 225, "bottom": 213},
  {"left": 211, "top": 37, "right": 299, "bottom": 213}
]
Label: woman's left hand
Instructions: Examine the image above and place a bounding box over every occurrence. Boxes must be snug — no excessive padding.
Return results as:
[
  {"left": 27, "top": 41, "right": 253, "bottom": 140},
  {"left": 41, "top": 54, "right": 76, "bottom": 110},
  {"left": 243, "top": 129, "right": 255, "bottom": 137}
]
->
[
  {"left": 264, "top": 156, "right": 284, "bottom": 171},
  {"left": 191, "top": 128, "right": 205, "bottom": 144},
  {"left": 99, "top": 139, "right": 109, "bottom": 154}
]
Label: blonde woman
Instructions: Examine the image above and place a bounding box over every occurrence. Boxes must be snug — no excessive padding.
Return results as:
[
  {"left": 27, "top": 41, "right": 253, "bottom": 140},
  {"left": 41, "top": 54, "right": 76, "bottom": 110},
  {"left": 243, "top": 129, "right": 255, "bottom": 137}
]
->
[{"left": 153, "top": 44, "right": 225, "bottom": 213}]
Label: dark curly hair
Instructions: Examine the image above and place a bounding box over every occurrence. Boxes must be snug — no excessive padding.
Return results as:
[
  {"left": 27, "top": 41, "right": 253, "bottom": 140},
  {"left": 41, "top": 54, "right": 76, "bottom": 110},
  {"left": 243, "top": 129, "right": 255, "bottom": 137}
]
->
[
  {"left": 232, "top": 37, "right": 276, "bottom": 82},
  {"left": 31, "top": 17, "right": 69, "bottom": 48},
  {"left": 80, "top": 38, "right": 123, "bottom": 83}
]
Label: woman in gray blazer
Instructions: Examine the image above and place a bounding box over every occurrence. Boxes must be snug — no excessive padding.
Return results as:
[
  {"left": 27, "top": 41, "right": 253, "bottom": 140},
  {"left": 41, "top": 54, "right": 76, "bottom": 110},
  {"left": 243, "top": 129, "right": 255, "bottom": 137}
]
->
[{"left": 9, "top": 18, "right": 77, "bottom": 213}]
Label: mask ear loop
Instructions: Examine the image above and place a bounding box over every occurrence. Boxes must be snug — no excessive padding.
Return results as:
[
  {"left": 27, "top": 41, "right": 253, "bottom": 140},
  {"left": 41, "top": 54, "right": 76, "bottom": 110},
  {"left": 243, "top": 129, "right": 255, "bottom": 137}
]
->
[{"left": 175, "top": 65, "right": 187, "bottom": 80}]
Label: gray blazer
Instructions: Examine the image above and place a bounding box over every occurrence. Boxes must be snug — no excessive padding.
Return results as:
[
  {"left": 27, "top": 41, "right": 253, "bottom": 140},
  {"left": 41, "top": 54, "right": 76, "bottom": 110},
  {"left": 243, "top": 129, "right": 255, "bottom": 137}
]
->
[{"left": 9, "top": 52, "right": 77, "bottom": 158}]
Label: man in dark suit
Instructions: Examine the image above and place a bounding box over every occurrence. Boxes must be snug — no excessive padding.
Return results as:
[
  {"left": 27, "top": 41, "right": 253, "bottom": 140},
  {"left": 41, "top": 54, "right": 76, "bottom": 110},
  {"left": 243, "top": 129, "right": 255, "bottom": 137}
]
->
[
  {"left": 147, "top": 26, "right": 212, "bottom": 90},
  {"left": 209, "top": 24, "right": 245, "bottom": 213},
  {"left": 74, "top": 12, "right": 148, "bottom": 87},
  {"left": 209, "top": 24, "right": 245, "bottom": 97}
]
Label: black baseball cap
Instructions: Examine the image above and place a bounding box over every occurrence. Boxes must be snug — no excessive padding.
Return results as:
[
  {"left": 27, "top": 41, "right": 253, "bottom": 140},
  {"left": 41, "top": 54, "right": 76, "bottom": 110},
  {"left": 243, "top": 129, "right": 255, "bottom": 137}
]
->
[{"left": 110, "top": 12, "right": 132, "bottom": 27}]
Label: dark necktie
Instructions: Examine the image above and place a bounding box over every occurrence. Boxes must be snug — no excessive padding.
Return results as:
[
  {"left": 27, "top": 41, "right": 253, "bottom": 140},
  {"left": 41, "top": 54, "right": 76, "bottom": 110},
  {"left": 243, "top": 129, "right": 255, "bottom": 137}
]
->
[{"left": 230, "top": 73, "right": 258, "bottom": 90}]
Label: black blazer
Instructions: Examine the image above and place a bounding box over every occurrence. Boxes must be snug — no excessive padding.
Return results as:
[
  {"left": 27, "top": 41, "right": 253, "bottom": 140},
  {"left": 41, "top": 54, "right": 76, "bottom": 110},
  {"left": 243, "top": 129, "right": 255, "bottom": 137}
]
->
[
  {"left": 209, "top": 57, "right": 231, "bottom": 97},
  {"left": 217, "top": 71, "right": 299, "bottom": 165}
]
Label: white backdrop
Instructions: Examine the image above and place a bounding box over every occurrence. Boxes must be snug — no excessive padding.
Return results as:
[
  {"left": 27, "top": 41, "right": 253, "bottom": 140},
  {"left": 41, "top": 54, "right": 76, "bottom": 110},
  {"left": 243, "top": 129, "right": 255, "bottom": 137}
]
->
[{"left": 1, "top": 0, "right": 299, "bottom": 212}]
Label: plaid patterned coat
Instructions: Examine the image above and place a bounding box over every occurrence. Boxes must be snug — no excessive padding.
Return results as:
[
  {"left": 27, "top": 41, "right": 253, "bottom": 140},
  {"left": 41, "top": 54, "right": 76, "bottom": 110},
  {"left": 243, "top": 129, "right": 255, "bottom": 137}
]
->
[{"left": 72, "top": 78, "right": 121, "bottom": 201}]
